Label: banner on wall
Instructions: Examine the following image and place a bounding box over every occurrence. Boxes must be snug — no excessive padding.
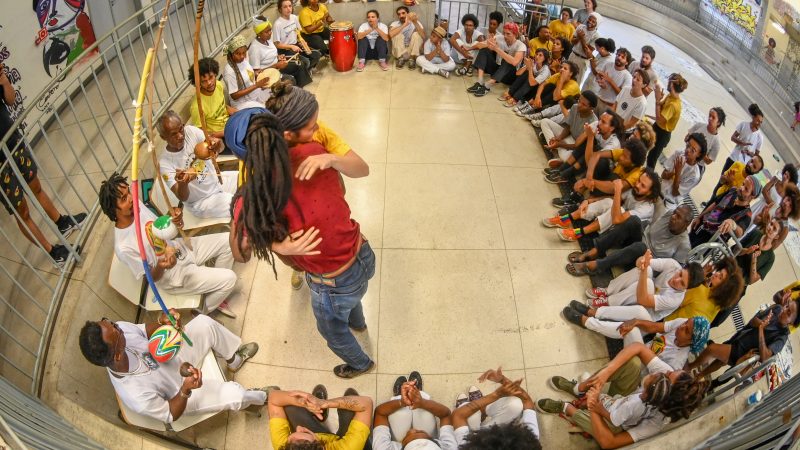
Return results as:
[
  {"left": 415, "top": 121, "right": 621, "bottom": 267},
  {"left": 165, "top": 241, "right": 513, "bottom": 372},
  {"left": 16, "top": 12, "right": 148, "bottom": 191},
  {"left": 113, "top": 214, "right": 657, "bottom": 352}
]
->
[
  {"left": 710, "top": 0, "right": 763, "bottom": 34},
  {"left": 0, "top": 0, "right": 96, "bottom": 134}
]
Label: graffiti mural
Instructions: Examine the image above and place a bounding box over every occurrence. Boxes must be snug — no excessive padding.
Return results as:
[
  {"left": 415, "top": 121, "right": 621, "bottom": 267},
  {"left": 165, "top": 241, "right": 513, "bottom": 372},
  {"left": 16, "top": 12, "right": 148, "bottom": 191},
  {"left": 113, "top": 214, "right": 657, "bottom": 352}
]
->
[
  {"left": 32, "top": 0, "right": 97, "bottom": 78},
  {"left": 711, "top": 0, "right": 760, "bottom": 34},
  {"left": 0, "top": 28, "right": 27, "bottom": 132}
]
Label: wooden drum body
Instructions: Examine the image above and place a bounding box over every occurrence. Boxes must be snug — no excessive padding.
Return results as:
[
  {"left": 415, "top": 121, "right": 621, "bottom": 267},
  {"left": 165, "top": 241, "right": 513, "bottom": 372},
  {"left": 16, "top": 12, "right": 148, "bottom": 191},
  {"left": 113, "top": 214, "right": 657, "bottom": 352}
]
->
[{"left": 329, "top": 21, "right": 356, "bottom": 72}]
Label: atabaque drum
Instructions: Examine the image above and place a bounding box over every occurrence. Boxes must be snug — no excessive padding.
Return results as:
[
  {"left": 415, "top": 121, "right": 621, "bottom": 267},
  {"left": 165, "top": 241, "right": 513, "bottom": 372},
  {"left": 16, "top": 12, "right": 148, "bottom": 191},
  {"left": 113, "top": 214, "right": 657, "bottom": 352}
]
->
[{"left": 329, "top": 21, "right": 356, "bottom": 72}]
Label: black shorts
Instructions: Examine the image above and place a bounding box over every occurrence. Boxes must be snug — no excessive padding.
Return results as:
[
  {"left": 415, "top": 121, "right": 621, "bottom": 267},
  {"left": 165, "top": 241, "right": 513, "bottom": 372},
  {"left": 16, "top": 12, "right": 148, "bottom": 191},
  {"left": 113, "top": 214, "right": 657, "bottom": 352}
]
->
[{"left": 1, "top": 147, "right": 38, "bottom": 214}]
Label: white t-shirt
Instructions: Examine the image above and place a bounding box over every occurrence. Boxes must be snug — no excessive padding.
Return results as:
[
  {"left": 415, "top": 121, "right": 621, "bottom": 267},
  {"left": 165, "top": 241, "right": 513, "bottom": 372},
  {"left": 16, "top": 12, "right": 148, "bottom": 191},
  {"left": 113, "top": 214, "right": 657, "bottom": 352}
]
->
[
  {"left": 108, "top": 322, "right": 188, "bottom": 423},
  {"left": 222, "top": 60, "right": 269, "bottom": 109},
  {"left": 572, "top": 24, "right": 599, "bottom": 58},
  {"left": 114, "top": 202, "right": 192, "bottom": 282},
  {"left": 453, "top": 27, "right": 482, "bottom": 48},
  {"left": 730, "top": 120, "right": 763, "bottom": 163},
  {"left": 496, "top": 38, "right": 526, "bottom": 65},
  {"left": 648, "top": 258, "right": 686, "bottom": 321},
  {"left": 687, "top": 122, "right": 720, "bottom": 165},
  {"left": 159, "top": 125, "right": 223, "bottom": 205},
  {"left": 423, "top": 39, "right": 452, "bottom": 64},
  {"left": 661, "top": 151, "right": 700, "bottom": 205},
  {"left": 530, "top": 63, "right": 551, "bottom": 84},
  {"left": 615, "top": 87, "right": 647, "bottom": 127},
  {"left": 598, "top": 67, "right": 633, "bottom": 104},
  {"left": 583, "top": 53, "right": 614, "bottom": 93},
  {"left": 645, "top": 318, "right": 691, "bottom": 371},
  {"left": 590, "top": 121, "right": 621, "bottom": 151},
  {"left": 622, "top": 189, "right": 655, "bottom": 223},
  {"left": 628, "top": 60, "right": 659, "bottom": 96},
  {"left": 390, "top": 19, "right": 424, "bottom": 46},
  {"left": 248, "top": 39, "right": 279, "bottom": 70},
  {"left": 439, "top": 409, "right": 539, "bottom": 449},
  {"left": 373, "top": 425, "right": 444, "bottom": 450},
  {"left": 358, "top": 22, "right": 389, "bottom": 49},
  {"left": 273, "top": 15, "right": 302, "bottom": 45}
]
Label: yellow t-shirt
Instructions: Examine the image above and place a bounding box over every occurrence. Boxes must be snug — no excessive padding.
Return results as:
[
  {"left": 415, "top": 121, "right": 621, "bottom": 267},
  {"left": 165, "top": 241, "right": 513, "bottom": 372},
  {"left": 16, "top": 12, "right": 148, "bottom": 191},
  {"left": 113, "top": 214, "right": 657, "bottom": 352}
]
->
[
  {"left": 189, "top": 80, "right": 229, "bottom": 134},
  {"left": 660, "top": 95, "right": 681, "bottom": 132},
  {"left": 299, "top": 4, "right": 328, "bottom": 35},
  {"left": 313, "top": 121, "right": 350, "bottom": 156},
  {"left": 548, "top": 20, "right": 575, "bottom": 40},
  {"left": 544, "top": 74, "right": 580, "bottom": 99},
  {"left": 611, "top": 148, "right": 644, "bottom": 187},
  {"left": 666, "top": 284, "right": 719, "bottom": 322},
  {"left": 714, "top": 161, "right": 745, "bottom": 198},
  {"left": 269, "top": 417, "right": 371, "bottom": 450},
  {"left": 528, "top": 37, "right": 553, "bottom": 56},
  {"left": 780, "top": 281, "right": 800, "bottom": 333}
]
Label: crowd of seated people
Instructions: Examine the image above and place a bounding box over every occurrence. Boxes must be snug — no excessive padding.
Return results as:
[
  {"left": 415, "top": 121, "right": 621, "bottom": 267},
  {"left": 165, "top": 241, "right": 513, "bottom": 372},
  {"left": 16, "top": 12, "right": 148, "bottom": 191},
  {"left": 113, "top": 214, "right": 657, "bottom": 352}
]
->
[{"left": 68, "top": 2, "right": 800, "bottom": 449}]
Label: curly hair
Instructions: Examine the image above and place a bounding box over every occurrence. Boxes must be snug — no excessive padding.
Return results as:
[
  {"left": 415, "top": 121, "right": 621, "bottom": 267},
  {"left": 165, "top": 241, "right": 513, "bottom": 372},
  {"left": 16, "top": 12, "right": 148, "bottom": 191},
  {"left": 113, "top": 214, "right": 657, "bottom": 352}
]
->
[
  {"left": 782, "top": 183, "right": 800, "bottom": 220},
  {"left": 79, "top": 321, "right": 111, "bottom": 367},
  {"left": 623, "top": 137, "right": 647, "bottom": 167},
  {"left": 634, "top": 121, "right": 656, "bottom": 150},
  {"left": 711, "top": 106, "right": 726, "bottom": 127},
  {"left": 461, "top": 13, "right": 479, "bottom": 27},
  {"left": 281, "top": 443, "right": 324, "bottom": 450},
  {"left": 639, "top": 168, "right": 662, "bottom": 202},
  {"left": 782, "top": 163, "right": 798, "bottom": 185},
  {"left": 98, "top": 171, "right": 129, "bottom": 223},
  {"left": 460, "top": 421, "right": 542, "bottom": 450},
  {"left": 187, "top": 57, "right": 220, "bottom": 85},
  {"left": 711, "top": 257, "right": 744, "bottom": 308},
  {"left": 687, "top": 132, "right": 708, "bottom": 160},
  {"left": 658, "top": 373, "right": 709, "bottom": 422}
]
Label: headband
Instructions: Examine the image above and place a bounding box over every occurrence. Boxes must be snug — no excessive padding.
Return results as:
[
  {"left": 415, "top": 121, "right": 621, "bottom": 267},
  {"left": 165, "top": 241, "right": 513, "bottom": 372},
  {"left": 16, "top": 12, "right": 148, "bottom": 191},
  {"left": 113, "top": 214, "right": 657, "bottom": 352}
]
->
[{"left": 690, "top": 317, "right": 710, "bottom": 354}]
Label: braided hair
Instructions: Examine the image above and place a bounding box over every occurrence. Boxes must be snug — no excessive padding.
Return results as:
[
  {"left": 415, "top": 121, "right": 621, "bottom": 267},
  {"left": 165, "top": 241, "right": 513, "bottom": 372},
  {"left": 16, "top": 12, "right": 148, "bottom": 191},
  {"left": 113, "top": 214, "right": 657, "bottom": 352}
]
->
[
  {"left": 658, "top": 373, "right": 709, "bottom": 422},
  {"left": 238, "top": 113, "right": 293, "bottom": 277},
  {"left": 99, "top": 171, "right": 129, "bottom": 222}
]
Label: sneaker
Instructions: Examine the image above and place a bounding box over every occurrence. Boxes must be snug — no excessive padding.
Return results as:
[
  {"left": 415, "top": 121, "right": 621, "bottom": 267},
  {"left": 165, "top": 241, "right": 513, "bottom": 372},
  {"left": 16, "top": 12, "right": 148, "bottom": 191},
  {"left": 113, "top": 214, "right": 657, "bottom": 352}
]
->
[
  {"left": 536, "top": 398, "right": 566, "bottom": 415},
  {"left": 552, "top": 192, "right": 581, "bottom": 206},
  {"left": 562, "top": 306, "right": 585, "bottom": 328},
  {"left": 396, "top": 58, "right": 406, "bottom": 69},
  {"left": 344, "top": 387, "right": 360, "bottom": 396},
  {"left": 438, "top": 69, "right": 450, "bottom": 79},
  {"left": 466, "top": 82, "right": 482, "bottom": 93},
  {"left": 49, "top": 244, "right": 70, "bottom": 268},
  {"left": 543, "top": 167, "right": 560, "bottom": 176},
  {"left": 568, "top": 299, "right": 590, "bottom": 316},
  {"left": 216, "top": 300, "right": 237, "bottom": 318},
  {"left": 408, "top": 371, "right": 423, "bottom": 391},
  {"left": 468, "top": 386, "right": 483, "bottom": 401},
  {"left": 312, "top": 384, "right": 330, "bottom": 421},
  {"left": 497, "top": 94, "right": 509, "bottom": 101},
  {"left": 529, "top": 112, "right": 544, "bottom": 121},
  {"left": 56, "top": 213, "right": 87, "bottom": 238},
  {"left": 503, "top": 99, "right": 517, "bottom": 108},
  {"left": 557, "top": 228, "right": 580, "bottom": 242},
  {"left": 547, "top": 158, "right": 563, "bottom": 169},
  {"left": 545, "top": 172, "right": 568, "bottom": 184},
  {"left": 407, "top": 58, "right": 416, "bottom": 70},
  {"left": 590, "top": 297, "right": 609, "bottom": 308},
  {"left": 379, "top": 60, "right": 389, "bottom": 71},
  {"left": 356, "top": 61, "right": 365, "bottom": 72},
  {"left": 515, "top": 103, "right": 533, "bottom": 114},
  {"left": 393, "top": 376, "right": 408, "bottom": 396},
  {"left": 522, "top": 112, "right": 538, "bottom": 120},
  {"left": 473, "top": 85, "right": 489, "bottom": 97},
  {"left": 456, "top": 66, "right": 467, "bottom": 76},
  {"left": 291, "top": 270, "right": 304, "bottom": 290},
  {"left": 542, "top": 214, "right": 571, "bottom": 228},
  {"left": 530, "top": 119, "right": 542, "bottom": 128},
  {"left": 244, "top": 386, "right": 280, "bottom": 416},
  {"left": 465, "top": 67, "right": 473, "bottom": 76},
  {"left": 229, "top": 342, "right": 259, "bottom": 372},
  {"left": 333, "top": 361, "right": 374, "bottom": 379},
  {"left": 455, "top": 392, "right": 470, "bottom": 408},
  {"left": 585, "top": 287, "right": 608, "bottom": 299},
  {"left": 548, "top": 376, "right": 578, "bottom": 397}
]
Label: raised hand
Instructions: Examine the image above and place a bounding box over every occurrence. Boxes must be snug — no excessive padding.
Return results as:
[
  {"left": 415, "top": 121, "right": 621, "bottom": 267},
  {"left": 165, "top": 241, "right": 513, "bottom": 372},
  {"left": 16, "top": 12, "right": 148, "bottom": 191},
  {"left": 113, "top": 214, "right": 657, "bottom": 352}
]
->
[{"left": 271, "top": 227, "right": 322, "bottom": 256}]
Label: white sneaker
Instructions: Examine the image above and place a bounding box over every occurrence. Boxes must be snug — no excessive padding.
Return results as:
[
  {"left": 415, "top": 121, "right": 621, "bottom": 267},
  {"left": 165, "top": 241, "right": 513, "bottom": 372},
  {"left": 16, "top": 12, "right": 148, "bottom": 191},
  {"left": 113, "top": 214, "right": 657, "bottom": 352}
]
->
[
  {"left": 216, "top": 300, "right": 238, "bottom": 319},
  {"left": 530, "top": 119, "right": 542, "bottom": 128}
]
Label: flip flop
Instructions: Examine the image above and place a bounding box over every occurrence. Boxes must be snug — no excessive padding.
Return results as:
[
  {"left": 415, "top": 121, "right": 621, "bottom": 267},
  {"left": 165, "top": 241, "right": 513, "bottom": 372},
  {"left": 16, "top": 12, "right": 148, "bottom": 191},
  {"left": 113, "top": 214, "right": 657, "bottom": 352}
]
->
[
  {"left": 565, "top": 262, "right": 593, "bottom": 276},
  {"left": 568, "top": 251, "right": 586, "bottom": 263}
]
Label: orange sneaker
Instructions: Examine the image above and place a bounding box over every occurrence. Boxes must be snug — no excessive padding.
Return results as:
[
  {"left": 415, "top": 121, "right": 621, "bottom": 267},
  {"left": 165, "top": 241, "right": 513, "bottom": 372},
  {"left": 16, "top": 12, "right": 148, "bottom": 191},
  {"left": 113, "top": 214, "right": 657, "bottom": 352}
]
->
[
  {"left": 543, "top": 214, "right": 571, "bottom": 228},
  {"left": 557, "top": 228, "right": 580, "bottom": 241}
]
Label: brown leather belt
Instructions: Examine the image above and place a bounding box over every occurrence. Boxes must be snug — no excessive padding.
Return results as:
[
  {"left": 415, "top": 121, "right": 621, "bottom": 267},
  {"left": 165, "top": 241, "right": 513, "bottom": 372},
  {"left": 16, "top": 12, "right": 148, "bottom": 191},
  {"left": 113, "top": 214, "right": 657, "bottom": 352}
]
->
[{"left": 307, "top": 234, "right": 364, "bottom": 287}]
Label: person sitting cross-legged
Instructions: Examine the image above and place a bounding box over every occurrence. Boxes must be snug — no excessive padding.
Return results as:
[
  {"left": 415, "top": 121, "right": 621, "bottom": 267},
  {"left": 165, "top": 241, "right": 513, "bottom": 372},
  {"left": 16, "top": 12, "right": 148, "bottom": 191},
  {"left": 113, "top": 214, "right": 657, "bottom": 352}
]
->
[
  {"left": 564, "top": 250, "right": 704, "bottom": 325},
  {"left": 439, "top": 367, "right": 540, "bottom": 448},
  {"left": 268, "top": 386, "right": 373, "bottom": 450},
  {"left": 566, "top": 204, "right": 692, "bottom": 277},
  {"left": 390, "top": 7, "right": 426, "bottom": 70},
  {"left": 544, "top": 174, "right": 659, "bottom": 245},
  {"left": 690, "top": 174, "right": 761, "bottom": 248},
  {"left": 78, "top": 312, "right": 266, "bottom": 425},
  {"left": 660, "top": 132, "right": 707, "bottom": 209},
  {"left": 539, "top": 90, "right": 598, "bottom": 171},
  {"left": 450, "top": 13, "right": 482, "bottom": 75},
  {"left": 468, "top": 22, "right": 526, "bottom": 96},
  {"left": 537, "top": 343, "right": 709, "bottom": 449},
  {"left": 100, "top": 172, "right": 237, "bottom": 318},
  {"left": 373, "top": 372, "right": 451, "bottom": 450},
  {"left": 417, "top": 26, "right": 456, "bottom": 78},
  {"left": 356, "top": 10, "right": 390, "bottom": 72}
]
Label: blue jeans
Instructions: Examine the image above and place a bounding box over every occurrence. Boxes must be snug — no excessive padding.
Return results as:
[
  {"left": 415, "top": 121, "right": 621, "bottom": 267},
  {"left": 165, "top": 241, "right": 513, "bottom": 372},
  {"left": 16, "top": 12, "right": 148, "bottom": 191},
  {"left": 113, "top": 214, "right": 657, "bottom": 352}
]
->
[{"left": 307, "top": 241, "right": 376, "bottom": 370}]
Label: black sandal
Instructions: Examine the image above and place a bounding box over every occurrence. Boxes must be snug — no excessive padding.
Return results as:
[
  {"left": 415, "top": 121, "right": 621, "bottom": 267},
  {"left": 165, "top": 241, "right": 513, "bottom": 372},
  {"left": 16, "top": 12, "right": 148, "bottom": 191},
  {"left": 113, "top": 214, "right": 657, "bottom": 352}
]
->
[
  {"left": 568, "top": 251, "right": 587, "bottom": 263},
  {"left": 565, "top": 262, "right": 594, "bottom": 276}
]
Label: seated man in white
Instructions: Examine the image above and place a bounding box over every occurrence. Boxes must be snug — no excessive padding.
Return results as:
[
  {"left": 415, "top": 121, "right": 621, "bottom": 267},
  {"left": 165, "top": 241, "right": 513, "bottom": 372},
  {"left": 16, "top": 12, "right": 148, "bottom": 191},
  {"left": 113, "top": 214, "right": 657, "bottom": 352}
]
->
[
  {"left": 416, "top": 26, "right": 456, "bottom": 78},
  {"left": 100, "top": 172, "right": 237, "bottom": 318},
  {"left": 157, "top": 110, "right": 238, "bottom": 220},
  {"left": 567, "top": 250, "right": 704, "bottom": 323},
  {"left": 661, "top": 132, "right": 706, "bottom": 209},
  {"left": 78, "top": 311, "right": 266, "bottom": 425},
  {"left": 389, "top": 6, "right": 425, "bottom": 69}
]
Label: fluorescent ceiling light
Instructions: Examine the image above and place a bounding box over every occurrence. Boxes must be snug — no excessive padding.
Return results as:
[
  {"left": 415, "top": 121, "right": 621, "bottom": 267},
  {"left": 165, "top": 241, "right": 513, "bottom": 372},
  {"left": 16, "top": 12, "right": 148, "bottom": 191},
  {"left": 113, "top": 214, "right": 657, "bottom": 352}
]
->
[{"left": 771, "top": 20, "right": 786, "bottom": 34}]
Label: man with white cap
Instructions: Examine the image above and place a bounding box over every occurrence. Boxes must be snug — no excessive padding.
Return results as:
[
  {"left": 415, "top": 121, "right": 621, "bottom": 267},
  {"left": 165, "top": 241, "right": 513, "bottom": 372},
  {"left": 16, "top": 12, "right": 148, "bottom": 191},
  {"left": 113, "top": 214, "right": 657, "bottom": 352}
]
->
[{"left": 568, "top": 12, "right": 601, "bottom": 86}]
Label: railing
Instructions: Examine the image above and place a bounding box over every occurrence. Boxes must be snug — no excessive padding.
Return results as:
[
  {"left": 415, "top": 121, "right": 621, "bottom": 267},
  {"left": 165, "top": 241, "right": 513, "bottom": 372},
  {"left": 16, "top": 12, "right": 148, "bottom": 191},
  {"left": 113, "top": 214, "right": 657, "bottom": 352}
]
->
[
  {"left": 0, "top": 0, "right": 267, "bottom": 394},
  {"left": 436, "top": 0, "right": 557, "bottom": 36}
]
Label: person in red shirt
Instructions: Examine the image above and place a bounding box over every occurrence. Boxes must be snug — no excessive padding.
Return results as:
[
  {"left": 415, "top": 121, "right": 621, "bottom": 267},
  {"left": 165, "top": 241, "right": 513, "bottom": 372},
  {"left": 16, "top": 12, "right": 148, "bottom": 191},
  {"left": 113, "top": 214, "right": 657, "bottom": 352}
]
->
[{"left": 229, "top": 81, "right": 374, "bottom": 379}]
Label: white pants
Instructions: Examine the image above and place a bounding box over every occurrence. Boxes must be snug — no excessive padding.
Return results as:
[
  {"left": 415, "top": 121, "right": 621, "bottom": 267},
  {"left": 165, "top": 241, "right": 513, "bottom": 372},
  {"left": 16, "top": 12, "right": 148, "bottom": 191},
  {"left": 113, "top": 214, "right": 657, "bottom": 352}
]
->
[
  {"left": 392, "top": 32, "right": 424, "bottom": 59},
  {"left": 540, "top": 118, "right": 574, "bottom": 161},
  {"left": 466, "top": 395, "right": 523, "bottom": 431},
  {"left": 180, "top": 315, "right": 266, "bottom": 417},
  {"left": 541, "top": 103, "right": 564, "bottom": 121},
  {"left": 416, "top": 55, "right": 456, "bottom": 73},
  {"left": 161, "top": 233, "right": 237, "bottom": 313},
  {"left": 388, "top": 392, "right": 438, "bottom": 439},
  {"left": 451, "top": 41, "right": 479, "bottom": 64},
  {"left": 186, "top": 171, "right": 238, "bottom": 219},
  {"left": 586, "top": 315, "right": 649, "bottom": 343},
  {"left": 583, "top": 198, "right": 626, "bottom": 234},
  {"left": 603, "top": 266, "right": 654, "bottom": 307}
]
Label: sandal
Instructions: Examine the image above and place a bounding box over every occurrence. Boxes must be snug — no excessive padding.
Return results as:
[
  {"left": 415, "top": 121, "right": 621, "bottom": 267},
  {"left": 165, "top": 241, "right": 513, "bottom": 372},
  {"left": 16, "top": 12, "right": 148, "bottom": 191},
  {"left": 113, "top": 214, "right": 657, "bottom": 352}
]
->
[
  {"left": 568, "top": 251, "right": 587, "bottom": 263},
  {"left": 565, "top": 262, "right": 593, "bottom": 277}
]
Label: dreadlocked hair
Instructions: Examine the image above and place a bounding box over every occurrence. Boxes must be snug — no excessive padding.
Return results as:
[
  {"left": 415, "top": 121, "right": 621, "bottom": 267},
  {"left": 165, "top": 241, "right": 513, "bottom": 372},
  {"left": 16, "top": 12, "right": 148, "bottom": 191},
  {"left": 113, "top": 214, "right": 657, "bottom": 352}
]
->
[
  {"left": 658, "top": 373, "right": 709, "bottom": 422},
  {"left": 99, "top": 171, "right": 129, "bottom": 222},
  {"left": 240, "top": 113, "right": 293, "bottom": 278}
]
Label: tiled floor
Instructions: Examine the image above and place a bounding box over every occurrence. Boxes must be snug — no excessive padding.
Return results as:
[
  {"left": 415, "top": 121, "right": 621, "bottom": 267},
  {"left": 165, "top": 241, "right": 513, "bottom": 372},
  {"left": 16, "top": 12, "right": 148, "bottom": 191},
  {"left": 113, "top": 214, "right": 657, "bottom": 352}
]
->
[{"left": 173, "top": 18, "right": 800, "bottom": 450}]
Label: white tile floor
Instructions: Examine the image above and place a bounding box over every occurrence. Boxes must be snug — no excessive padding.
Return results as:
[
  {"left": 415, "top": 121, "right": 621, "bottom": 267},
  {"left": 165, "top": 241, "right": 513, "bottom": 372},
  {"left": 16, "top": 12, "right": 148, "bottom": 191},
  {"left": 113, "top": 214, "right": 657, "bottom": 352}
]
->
[{"left": 174, "top": 18, "right": 800, "bottom": 449}]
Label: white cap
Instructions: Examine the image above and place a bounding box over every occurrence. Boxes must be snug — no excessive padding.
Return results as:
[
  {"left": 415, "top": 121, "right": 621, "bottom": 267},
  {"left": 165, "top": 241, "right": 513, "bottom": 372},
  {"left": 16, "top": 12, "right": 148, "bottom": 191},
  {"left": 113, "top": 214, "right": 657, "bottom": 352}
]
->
[{"left": 404, "top": 439, "right": 442, "bottom": 450}]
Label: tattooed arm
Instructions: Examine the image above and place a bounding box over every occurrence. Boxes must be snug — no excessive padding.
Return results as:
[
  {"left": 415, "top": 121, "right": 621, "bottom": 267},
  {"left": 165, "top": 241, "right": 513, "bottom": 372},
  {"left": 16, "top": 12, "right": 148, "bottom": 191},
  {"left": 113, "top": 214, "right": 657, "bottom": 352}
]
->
[{"left": 322, "top": 395, "right": 374, "bottom": 426}]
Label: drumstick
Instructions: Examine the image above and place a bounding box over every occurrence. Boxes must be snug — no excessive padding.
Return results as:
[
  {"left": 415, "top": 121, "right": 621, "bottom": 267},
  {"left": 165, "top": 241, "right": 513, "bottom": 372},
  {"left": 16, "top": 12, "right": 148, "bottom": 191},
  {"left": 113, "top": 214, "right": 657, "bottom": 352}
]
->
[{"left": 285, "top": 53, "right": 300, "bottom": 63}]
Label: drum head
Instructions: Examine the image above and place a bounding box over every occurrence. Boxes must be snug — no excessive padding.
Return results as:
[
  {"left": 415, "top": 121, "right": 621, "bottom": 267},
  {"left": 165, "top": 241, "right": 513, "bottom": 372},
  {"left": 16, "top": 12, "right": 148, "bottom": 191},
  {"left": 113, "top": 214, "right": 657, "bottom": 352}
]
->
[
  {"left": 330, "top": 20, "right": 353, "bottom": 31},
  {"left": 256, "top": 68, "right": 281, "bottom": 87}
]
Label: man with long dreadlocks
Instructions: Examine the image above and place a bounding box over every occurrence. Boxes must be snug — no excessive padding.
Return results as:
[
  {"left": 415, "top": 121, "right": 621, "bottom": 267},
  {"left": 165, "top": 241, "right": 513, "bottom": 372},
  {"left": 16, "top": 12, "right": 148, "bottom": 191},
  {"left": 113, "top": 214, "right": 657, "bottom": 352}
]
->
[
  {"left": 227, "top": 81, "right": 372, "bottom": 379},
  {"left": 536, "top": 343, "right": 708, "bottom": 448},
  {"left": 99, "top": 172, "right": 238, "bottom": 318}
]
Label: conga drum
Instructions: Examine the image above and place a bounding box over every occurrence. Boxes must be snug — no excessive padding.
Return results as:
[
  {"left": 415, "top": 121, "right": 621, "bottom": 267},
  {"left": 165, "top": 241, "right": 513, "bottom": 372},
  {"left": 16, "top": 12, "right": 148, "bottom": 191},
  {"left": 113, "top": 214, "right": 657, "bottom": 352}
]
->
[{"left": 329, "top": 21, "right": 356, "bottom": 72}]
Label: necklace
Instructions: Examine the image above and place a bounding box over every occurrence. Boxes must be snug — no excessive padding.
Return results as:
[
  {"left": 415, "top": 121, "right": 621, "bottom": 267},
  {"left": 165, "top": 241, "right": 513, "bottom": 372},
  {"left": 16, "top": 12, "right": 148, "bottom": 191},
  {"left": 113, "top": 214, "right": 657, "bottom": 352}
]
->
[{"left": 108, "top": 348, "right": 158, "bottom": 377}]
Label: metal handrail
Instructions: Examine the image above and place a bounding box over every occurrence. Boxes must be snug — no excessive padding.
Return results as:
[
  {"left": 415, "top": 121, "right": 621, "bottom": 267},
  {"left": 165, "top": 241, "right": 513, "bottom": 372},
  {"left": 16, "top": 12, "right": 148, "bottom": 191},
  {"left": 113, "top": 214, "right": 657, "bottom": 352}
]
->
[{"left": 703, "top": 355, "right": 776, "bottom": 405}]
